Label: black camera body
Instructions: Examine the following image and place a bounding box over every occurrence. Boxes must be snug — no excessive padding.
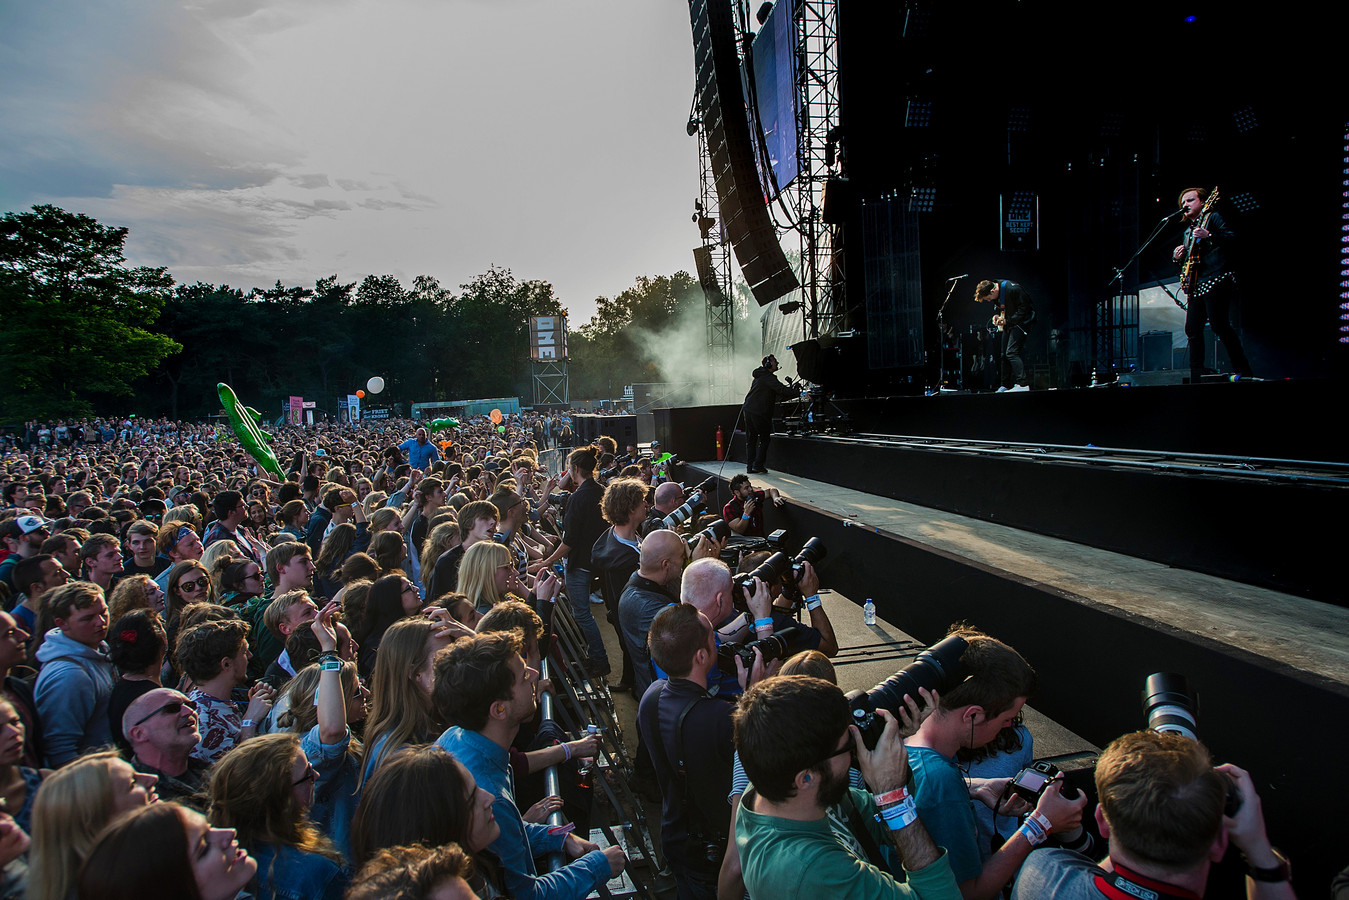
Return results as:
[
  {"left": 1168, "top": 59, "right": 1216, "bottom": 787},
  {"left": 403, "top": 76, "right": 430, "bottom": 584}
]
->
[
  {"left": 1142, "top": 672, "right": 1241, "bottom": 817},
  {"left": 687, "top": 517, "right": 732, "bottom": 553},
  {"left": 716, "top": 626, "right": 803, "bottom": 672},
  {"left": 847, "top": 635, "right": 969, "bottom": 750},
  {"left": 730, "top": 535, "right": 826, "bottom": 609},
  {"left": 1009, "top": 761, "right": 1064, "bottom": 805}
]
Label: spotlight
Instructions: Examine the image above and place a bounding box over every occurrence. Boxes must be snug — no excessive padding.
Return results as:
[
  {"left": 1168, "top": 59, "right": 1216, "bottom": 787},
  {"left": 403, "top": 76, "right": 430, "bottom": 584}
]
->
[
  {"left": 779, "top": 300, "right": 802, "bottom": 315},
  {"left": 756, "top": 2, "right": 774, "bottom": 25},
  {"left": 687, "top": 117, "right": 701, "bottom": 137}
]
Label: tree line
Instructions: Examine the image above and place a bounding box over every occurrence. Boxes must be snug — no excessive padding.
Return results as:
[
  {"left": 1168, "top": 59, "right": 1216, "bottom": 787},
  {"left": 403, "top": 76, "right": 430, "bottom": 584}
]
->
[{"left": 0, "top": 205, "right": 741, "bottom": 423}]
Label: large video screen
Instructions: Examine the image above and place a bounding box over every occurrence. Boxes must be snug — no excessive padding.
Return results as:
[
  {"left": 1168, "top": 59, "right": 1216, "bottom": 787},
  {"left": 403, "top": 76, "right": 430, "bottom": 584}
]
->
[{"left": 749, "top": 0, "right": 799, "bottom": 199}]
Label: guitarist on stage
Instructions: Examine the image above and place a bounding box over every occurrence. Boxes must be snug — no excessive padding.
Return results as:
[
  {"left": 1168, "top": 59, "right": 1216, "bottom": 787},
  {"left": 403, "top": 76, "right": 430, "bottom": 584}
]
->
[
  {"left": 1173, "top": 187, "right": 1254, "bottom": 383},
  {"left": 974, "top": 279, "right": 1035, "bottom": 392}
]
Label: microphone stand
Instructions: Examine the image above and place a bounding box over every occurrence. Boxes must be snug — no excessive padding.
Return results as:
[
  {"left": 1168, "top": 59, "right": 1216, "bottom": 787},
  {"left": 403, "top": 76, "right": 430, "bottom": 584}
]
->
[
  {"left": 934, "top": 275, "right": 965, "bottom": 393},
  {"left": 1110, "top": 212, "right": 1187, "bottom": 311}
]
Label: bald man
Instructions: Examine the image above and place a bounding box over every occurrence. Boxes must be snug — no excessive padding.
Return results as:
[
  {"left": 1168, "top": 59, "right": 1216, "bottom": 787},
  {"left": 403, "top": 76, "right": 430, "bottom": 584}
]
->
[
  {"left": 618, "top": 530, "right": 687, "bottom": 700},
  {"left": 125, "top": 687, "right": 210, "bottom": 807}
]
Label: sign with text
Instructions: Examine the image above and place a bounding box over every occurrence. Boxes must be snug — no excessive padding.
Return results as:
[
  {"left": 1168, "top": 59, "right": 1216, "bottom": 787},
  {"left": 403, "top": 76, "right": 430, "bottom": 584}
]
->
[
  {"left": 289, "top": 396, "right": 304, "bottom": 425},
  {"left": 529, "top": 316, "right": 568, "bottom": 361}
]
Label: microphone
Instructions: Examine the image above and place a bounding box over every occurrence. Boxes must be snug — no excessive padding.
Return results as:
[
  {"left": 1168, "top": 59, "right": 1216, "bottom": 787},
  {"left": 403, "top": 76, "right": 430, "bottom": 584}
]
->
[
  {"left": 946, "top": 273, "right": 969, "bottom": 281},
  {"left": 1160, "top": 209, "right": 1185, "bottom": 222}
]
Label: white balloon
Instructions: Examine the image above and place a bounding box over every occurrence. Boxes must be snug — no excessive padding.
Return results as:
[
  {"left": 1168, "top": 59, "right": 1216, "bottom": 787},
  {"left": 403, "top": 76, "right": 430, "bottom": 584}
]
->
[{"left": 367, "top": 376, "right": 385, "bottom": 394}]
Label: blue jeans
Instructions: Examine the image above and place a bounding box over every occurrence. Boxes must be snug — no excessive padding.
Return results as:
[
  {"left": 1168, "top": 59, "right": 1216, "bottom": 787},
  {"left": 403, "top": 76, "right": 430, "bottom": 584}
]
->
[{"left": 565, "top": 565, "right": 609, "bottom": 670}]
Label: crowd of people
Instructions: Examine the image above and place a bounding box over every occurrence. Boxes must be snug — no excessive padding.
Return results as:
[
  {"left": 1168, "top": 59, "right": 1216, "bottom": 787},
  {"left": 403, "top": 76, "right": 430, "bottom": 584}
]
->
[{"left": 0, "top": 410, "right": 1313, "bottom": 899}]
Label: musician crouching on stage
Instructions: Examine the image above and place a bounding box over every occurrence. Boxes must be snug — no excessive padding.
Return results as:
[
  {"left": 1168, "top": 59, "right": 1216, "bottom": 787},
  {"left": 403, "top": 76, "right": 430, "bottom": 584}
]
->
[
  {"left": 974, "top": 279, "right": 1035, "bottom": 392},
  {"left": 1173, "top": 187, "right": 1254, "bottom": 384}
]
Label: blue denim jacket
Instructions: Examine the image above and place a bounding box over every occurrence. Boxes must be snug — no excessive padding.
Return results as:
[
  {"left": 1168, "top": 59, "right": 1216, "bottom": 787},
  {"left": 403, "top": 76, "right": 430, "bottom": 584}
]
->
[
  {"left": 436, "top": 726, "right": 610, "bottom": 900},
  {"left": 249, "top": 842, "right": 349, "bottom": 900},
  {"left": 301, "top": 724, "right": 360, "bottom": 861}
]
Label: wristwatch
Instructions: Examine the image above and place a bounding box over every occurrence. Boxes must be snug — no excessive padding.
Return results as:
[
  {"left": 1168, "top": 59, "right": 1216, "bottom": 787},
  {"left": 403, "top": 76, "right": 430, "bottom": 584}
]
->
[{"left": 1246, "top": 848, "right": 1290, "bottom": 883}]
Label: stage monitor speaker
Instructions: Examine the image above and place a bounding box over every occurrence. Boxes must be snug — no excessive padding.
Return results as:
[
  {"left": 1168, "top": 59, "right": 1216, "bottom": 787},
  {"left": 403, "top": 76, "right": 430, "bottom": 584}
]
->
[
  {"left": 861, "top": 196, "right": 925, "bottom": 369},
  {"left": 1141, "top": 330, "right": 1173, "bottom": 371},
  {"left": 692, "top": 246, "right": 729, "bottom": 306},
  {"left": 690, "top": 0, "right": 799, "bottom": 307}
]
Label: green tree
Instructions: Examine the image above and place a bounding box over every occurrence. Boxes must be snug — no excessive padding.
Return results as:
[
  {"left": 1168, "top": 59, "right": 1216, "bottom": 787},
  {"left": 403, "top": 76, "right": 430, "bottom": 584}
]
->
[{"left": 0, "top": 205, "right": 180, "bottom": 421}]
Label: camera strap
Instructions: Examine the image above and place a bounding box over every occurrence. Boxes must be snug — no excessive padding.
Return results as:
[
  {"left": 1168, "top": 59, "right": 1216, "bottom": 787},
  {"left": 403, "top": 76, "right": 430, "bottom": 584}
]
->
[
  {"left": 839, "top": 792, "right": 896, "bottom": 876},
  {"left": 648, "top": 685, "right": 727, "bottom": 848},
  {"left": 1092, "top": 863, "right": 1202, "bottom": 900}
]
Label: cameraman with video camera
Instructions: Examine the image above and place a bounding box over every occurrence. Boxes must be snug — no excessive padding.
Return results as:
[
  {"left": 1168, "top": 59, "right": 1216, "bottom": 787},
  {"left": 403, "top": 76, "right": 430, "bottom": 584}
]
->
[
  {"left": 906, "top": 628, "right": 1087, "bottom": 900},
  {"left": 1011, "top": 729, "right": 1294, "bottom": 899}
]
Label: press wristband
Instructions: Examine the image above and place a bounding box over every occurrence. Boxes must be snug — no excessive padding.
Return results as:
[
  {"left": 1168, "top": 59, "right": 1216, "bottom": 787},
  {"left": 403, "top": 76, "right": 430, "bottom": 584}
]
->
[
  {"left": 877, "top": 797, "right": 918, "bottom": 830},
  {"left": 753, "top": 617, "right": 773, "bottom": 629},
  {"left": 805, "top": 594, "right": 822, "bottom": 610},
  {"left": 1019, "top": 811, "right": 1051, "bottom": 847},
  {"left": 742, "top": 513, "right": 751, "bottom": 520},
  {"left": 319, "top": 659, "right": 343, "bottom": 672},
  {"left": 874, "top": 787, "right": 910, "bottom": 807},
  {"left": 561, "top": 742, "right": 572, "bottom": 762}
]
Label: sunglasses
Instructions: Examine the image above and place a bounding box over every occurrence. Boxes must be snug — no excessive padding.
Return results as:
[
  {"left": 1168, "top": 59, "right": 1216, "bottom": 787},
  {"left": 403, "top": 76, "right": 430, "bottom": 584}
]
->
[
  {"left": 132, "top": 697, "right": 198, "bottom": 727},
  {"left": 808, "top": 735, "right": 855, "bottom": 770},
  {"left": 178, "top": 577, "right": 211, "bottom": 593},
  {"left": 293, "top": 764, "right": 318, "bottom": 787}
]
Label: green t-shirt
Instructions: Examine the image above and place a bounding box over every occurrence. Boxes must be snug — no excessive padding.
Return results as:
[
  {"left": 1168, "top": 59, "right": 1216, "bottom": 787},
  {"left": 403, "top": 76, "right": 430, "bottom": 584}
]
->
[{"left": 736, "top": 787, "right": 962, "bottom": 900}]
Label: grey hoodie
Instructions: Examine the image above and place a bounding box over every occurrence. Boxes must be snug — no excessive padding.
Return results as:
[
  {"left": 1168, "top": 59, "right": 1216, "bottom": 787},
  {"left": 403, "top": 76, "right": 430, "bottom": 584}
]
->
[{"left": 35, "top": 628, "right": 117, "bottom": 767}]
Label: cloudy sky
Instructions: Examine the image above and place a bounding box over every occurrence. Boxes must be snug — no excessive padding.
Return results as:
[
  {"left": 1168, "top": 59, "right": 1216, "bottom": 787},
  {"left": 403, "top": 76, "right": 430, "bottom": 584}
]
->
[{"left": 0, "top": 0, "right": 701, "bottom": 326}]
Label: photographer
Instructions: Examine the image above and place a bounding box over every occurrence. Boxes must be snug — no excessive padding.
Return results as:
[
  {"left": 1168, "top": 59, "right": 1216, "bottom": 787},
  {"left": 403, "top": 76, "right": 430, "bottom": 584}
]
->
[
  {"left": 907, "top": 628, "right": 1086, "bottom": 900},
  {"left": 637, "top": 603, "right": 769, "bottom": 900},
  {"left": 735, "top": 550, "right": 838, "bottom": 658},
  {"left": 722, "top": 474, "right": 784, "bottom": 538},
  {"left": 678, "top": 558, "right": 783, "bottom": 697},
  {"left": 732, "top": 676, "right": 962, "bottom": 899},
  {"left": 641, "top": 482, "right": 686, "bottom": 537},
  {"left": 1011, "top": 730, "right": 1294, "bottom": 900}
]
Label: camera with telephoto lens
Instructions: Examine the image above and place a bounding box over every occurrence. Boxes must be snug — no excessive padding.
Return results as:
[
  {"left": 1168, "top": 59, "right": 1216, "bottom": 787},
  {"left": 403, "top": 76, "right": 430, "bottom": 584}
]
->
[
  {"left": 731, "top": 537, "right": 826, "bottom": 609},
  {"left": 1142, "top": 672, "right": 1242, "bottom": 817},
  {"left": 686, "top": 517, "right": 732, "bottom": 553},
  {"left": 846, "top": 635, "right": 969, "bottom": 750},
  {"left": 717, "top": 626, "right": 803, "bottom": 672},
  {"left": 662, "top": 478, "right": 716, "bottom": 530}
]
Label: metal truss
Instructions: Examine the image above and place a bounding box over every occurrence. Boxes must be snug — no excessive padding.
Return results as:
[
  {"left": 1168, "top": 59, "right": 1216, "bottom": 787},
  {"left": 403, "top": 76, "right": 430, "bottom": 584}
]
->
[
  {"left": 794, "top": 0, "right": 843, "bottom": 340},
  {"left": 531, "top": 360, "right": 569, "bottom": 406},
  {"left": 695, "top": 104, "right": 737, "bottom": 404}
]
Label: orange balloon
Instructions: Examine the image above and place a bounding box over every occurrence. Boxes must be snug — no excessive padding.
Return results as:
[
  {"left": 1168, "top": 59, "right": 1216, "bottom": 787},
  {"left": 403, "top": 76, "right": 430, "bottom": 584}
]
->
[
  {"left": 356, "top": 390, "right": 365, "bottom": 399},
  {"left": 490, "top": 409, "right": 502, "bottom": 424}
]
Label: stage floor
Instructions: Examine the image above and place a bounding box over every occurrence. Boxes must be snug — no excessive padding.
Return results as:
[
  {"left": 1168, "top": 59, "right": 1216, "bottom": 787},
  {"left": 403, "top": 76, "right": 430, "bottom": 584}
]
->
[{"left": 689, "top": 458, "right": 1349, "bottom": 688}]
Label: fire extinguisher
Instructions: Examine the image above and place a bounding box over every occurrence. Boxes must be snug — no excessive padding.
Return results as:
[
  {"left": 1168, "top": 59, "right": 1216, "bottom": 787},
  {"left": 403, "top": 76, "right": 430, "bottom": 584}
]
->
[{"left": 715, "top": 425, "right": 725, "bottom": 461}]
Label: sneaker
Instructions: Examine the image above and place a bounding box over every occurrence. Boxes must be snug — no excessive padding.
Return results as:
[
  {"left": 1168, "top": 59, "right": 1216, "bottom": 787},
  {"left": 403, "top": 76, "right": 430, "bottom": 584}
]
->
[
  {"left": 590, "top": 591, "right": 605, "bottom": 605},
  {"left": 1008, "top": 384, "right": 1029, "bottom": 392},
  {"left": 995, "top": 386, "right": 1009, "bottom": 393}
]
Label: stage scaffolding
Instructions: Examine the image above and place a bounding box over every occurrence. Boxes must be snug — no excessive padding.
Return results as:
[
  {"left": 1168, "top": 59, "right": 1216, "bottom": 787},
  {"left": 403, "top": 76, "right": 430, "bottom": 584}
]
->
[{"left": 695, "top": 112, "right": 738, "bottom": 404}]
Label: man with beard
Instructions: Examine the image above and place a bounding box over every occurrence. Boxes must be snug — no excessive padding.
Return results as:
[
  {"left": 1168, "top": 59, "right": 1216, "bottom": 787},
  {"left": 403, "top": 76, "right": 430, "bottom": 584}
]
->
[
  {"left": 733, "top": 676, "right": 961, "bottom": 900},
  {"left": 638, "top": 603, "right": 769, "bottom": 900}
]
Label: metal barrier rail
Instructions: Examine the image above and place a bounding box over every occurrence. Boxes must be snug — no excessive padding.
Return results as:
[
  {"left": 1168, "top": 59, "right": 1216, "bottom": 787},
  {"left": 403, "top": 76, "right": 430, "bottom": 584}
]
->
[{"left": 539, "top": 590, "right": 663, "bottom": 899}]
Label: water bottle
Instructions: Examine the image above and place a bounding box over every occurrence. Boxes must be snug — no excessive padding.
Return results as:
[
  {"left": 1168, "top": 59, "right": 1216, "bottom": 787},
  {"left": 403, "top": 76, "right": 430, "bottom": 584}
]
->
[
  {"left": 576, "top": 725, "right": 599, "bottom": 789},
  {"left": 863, "top": 598, "right": 876, "bottom": 625}
]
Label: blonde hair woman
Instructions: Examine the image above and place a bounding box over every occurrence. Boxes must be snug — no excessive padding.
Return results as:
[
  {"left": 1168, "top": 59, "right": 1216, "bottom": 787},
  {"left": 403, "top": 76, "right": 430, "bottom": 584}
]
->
[{"left": 457, "top": 540, "right": 522, "bottom": 614}]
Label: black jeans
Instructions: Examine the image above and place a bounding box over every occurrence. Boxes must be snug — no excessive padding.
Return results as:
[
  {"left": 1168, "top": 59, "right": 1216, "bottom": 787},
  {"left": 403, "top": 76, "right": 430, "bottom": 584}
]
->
[
  {"left": 1185, "top": 278, "right": 1253, "bottom": 380},
  {"left": 746, "top": 412, "right": 772, "bottom": 469},
  {"left": 1001, "top": 325, "right": 1028, "bottom": 388}
]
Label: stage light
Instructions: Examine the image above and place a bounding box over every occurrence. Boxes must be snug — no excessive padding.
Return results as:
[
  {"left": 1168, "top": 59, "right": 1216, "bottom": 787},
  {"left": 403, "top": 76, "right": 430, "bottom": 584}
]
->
[
  {"left": 1008, "top": 107, "right": 1031, "bottom": 133},
  {"left": 909, "top": 185, "right": 936, "bottom": 213},
  {"left": 906, "top": 99, "right": 932, "bottom": 128},
  {"left": 1230, "top": 192, "right": 1260, "bottom": 213},
  {"left": 1185, "top": 15, "right": 1198, "bottom": 22},
  {"left": 756, "top": 2, "right": 773, "bottom": 25},
  {"left": 1233, "top": 106, "right": 1258, "bottom": 134},
  {"left": 687, "top": 117, "right": 701, "bottom": 136},
  {"left": 779, "top": 300, "right": 802, "bottom": 314}
]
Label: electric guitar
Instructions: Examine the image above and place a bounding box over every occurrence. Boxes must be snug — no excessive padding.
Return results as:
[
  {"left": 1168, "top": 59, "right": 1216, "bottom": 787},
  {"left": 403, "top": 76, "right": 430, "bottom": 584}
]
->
[{"left": 1180, "top": 187, "right": 1220, "bottom": 293}]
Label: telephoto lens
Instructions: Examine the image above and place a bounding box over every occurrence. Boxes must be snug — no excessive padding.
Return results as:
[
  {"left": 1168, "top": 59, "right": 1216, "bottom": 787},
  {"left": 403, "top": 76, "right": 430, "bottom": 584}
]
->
[
  {"left": 846, "top": 635, "right": 969, "bottom": 749},
  {"left": 687, "top": 517, "right": 732, "bottom": 551},
  {"left": 716, "top": 627, "right": 803, "bottom": 672},
  {"left": 1141, "top": 672, "right": 1198, "bottom": 741}
]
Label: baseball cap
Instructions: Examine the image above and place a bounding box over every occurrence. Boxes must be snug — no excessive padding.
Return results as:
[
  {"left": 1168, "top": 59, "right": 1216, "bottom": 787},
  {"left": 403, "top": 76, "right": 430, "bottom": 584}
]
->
[{"left": 15, "top": 515, "right": 50, "bottom": 535}]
